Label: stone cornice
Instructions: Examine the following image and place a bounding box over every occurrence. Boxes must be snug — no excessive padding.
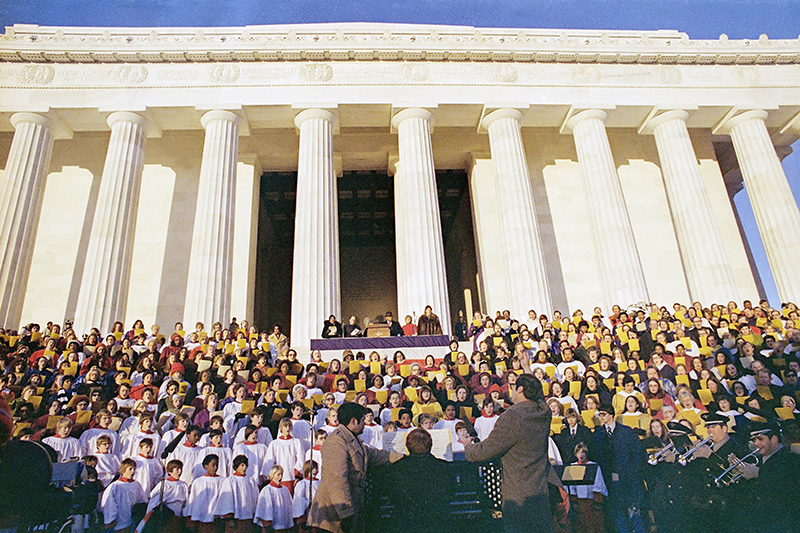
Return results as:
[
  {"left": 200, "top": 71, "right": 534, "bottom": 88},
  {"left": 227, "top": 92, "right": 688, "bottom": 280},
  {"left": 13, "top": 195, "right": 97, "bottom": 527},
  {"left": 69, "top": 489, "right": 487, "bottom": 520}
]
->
[{"left": 1, "top": 23, "right": 799, "bottom": 65}]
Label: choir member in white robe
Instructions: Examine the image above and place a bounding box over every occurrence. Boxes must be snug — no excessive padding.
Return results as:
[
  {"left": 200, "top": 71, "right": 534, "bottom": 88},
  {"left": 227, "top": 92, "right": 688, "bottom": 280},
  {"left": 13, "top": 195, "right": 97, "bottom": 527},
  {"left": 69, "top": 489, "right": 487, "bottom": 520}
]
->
[
  {"left": 122, "top": 417, "right": 161, "bottom": 459},
  {"left": 94, "top": 436, "right": 122, "bottom": 487},
  {"left": 100, "top": 459, "right": 147, "bottom": 532},
  {"left": 42, "top": 418, "right": 81, "bottom": 462},
  {"left": 292, "top": 460, "right": 320, "bottom": 526},
  {"left": 202, "top": 429, "right": 232, "bottom": 478},
  {"left": 79, "top": 410, "right": 121, "bottom": 455},
  {"left": 145, "top": 461, "right": 188, "bottom": 518},
  {"left": 183, "top": 455, "right": 224, "bottom": 533},
  {"left": 361, "top": 411, "right": 382, "bottom": 449},
  {"left": 289, "top": 403, "right": 313, "bottom": 452},
  {"left": 264, "top": 419, "right": 305, "bottom": 487},
  {"left": 254, "top": 465, "right": 294, "bottom": 531},
  {"left": 473, "top": 400, "right": 500, "bottom": 441},
  {"left": 171, "top": 426, "right": 206, "bottom": 484},
  {"left": 216, "top": 456, "right": 259, "bottom": 533},
  {"left": 232, "top": 425, "right": 270, "bottom": 485},
  {"left": 132, "top": 439, "right": 162, "bottom": 495}
]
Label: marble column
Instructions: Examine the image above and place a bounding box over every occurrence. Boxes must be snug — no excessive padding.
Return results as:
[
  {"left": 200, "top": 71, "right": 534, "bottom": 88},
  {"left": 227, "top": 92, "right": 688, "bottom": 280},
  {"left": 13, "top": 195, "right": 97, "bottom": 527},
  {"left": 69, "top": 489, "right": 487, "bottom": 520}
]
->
[
  {"left": 290, "top": 109, "right": 340, "bottom": 348},
  {"left": 565, "top": 110, "right": 648, "bottom": 309},
  {"left": 644, "top": 110, "right": 736, "bottom": 304},
  {"left": 481, "top": 108, "right": 550, "bottom": 317},
  {"left": 184, "top": 110, "right": 241, "bottom": 327},
  {"left": 74, "top": 112, "right": 147, "bottom": 333},
  {"left": 720, "top": 110, "right": 800, "bottom": 303},
  {"left": 0, "top": 113, "right": 54, "bottom": 329},
  {"left": 391, "top": 108, "right": 451, "bottom": 332}
]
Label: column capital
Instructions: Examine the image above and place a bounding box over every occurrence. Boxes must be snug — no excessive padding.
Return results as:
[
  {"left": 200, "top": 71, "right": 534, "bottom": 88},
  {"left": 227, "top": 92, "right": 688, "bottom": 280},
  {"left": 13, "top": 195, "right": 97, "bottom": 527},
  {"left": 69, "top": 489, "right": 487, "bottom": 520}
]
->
[
  {"left": 200, "top": 109, "right": 242, "bottom": 130},
  {"left": 391, "top": 107, "right": 434, "bottom": 130},
  {"left": 564, "top": 109, "right": 608, "bottom": 133},
  {"left": 480, "top": 108, "right": 522, "bottom": 131},
  {"left": 106, "top": 111, "right": 148, "bottom": 129},
  {"left": 716, "top": 109, "right": 769, "bottom": 135},
  {"left": 294, "top": 108, "right": 337, "bottom": 129},
  {"left": 10, "top": 112, "right": 54, "bottom": 130},
  {"left": 640, "top": 109, "right": 690, "bottom": 135}
]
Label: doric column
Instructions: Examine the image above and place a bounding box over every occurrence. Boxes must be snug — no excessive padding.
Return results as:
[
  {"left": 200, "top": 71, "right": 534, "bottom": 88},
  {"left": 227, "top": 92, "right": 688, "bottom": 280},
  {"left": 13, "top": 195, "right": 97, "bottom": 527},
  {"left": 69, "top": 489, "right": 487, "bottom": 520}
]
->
[
  {"left": 0, "top": 113, "right": 54, "bottom": 329},
  {"left": 644, "top": 110, "right": 736, "bottom": 303},
  {"left": 481, "top": 108, "right": 550, "bottom": 317},
  {"left": 391, "top": 108, "right": 450, "bottom": 332},
  {"left": 73, "top": 112, "right": 147, "bottom": 333},
  {"left": 290, "top": 109, "right": 340, "bottom": 348},
  {"left": 184, "top": 110, "right": 241, "bottom": 327},
  {"left": 565, "top": 110, "right": 648, "bottom": 309},
  {"left": 719, "top": 110, "right": 800, "bottom": 303}
]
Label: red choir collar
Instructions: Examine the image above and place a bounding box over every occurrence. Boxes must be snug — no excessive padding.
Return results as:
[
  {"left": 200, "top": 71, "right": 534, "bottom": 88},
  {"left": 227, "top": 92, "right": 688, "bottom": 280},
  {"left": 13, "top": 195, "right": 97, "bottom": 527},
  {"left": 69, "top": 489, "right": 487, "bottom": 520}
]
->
[
  {"left": 120, "top": 477, "right": 135, "bottom": 483},
  {"left": 204, "top": 473, "right": 219, "bottom": 477},
  {"left": 278, "top": 435, "right": 293, "bottom": 440},
  {"left": 268, "top": 480, "right": 282, "bottom": 488},
  {"left": 312, "top": 445, "right": 321, "bottom": 450},
  {"left": 244, "top": 441, "right": 258, "bottom": 445},
  {"left": 139, "top": 454, "right": 153, "bottom": 459},
  {"left": 233, "top": 471, "right": 246, "bottom": 477},
  {"left": 182, "top": 442, "right": 197, "bottom": 448},
  {"left": 167, "top": 476, "right": 179, "bottom": 482}
]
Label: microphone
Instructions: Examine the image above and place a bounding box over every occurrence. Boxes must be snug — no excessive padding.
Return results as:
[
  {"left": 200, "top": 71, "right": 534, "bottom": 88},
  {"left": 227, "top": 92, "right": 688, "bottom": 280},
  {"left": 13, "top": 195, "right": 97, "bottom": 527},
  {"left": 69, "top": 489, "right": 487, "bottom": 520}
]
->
[{"left": 161, "top": 430, "right": 185, "bottom": 459}]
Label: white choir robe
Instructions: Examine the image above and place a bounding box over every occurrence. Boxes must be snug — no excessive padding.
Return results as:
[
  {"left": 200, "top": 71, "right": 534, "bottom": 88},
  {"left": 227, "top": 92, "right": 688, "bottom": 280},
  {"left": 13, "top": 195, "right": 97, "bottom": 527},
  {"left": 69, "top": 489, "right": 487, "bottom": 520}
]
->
[
  {"left": 361, "top": 424, "right": 382, "bottom": 450},
  {"left": 184, "top": 474, "right": 224, "bottom": 523},
  {"left": 289, "top": 419, "right": 312, "bottom": 453},
  {"left": 101, "top": 478, "right": 147, "bottom": 530},
  {"left": 172, "top": 442, "right": 207, "bottom": 484},
  {"left": 117, "top": 416, "right": 139, "bottom": 442},
  {"left": 292, "top": 478, "right": 320, "bottom": 519},
  {"left": 202, "top": 445, "right": 232, "bottom": 478},
  {"left": 233, "top": 426, "right": 273, "bottom": 447},
  {"left": 198, "top": 432, "right": 232, "bottom": 449},
  {"left": 146, "top": 478, "right": 188, "bottom": 517},
  {"left": 264, "top": 437, "right": 304, "bottom": 482},
  {"left": 133, "top": 455, "right": 163, "bottom": 495},
  {"left": 216, "top": 474, "right": 259, "bottom": 520},
  {"left": 473, "top": 415, "right": 499, "bottom": 442},
  {"left": 158, "top": 429, "right": 184, "bottom": 459},
  {"left": 567, "top": 461, "right": 608, "bottom": 499},
  {"left": 232, "top": 442, "right": 270, "bottom": 484},
  {"left": 320, "top": 424, "right": 339, "bottom": 436},
  {"left": 42, "top": 435, "right": 81, "bottom": 462},
  {"left": 123, "top": 431, "right": 162, "bottom": 459},
  {"left": 548, "top": 437, "right": 563, "bottom": 465},
  {"left": 95, "top": 452, "right": 122, "bottom": 487},
  {"left": 304, "top": 446, "right": 323, "bottom": 477},
  {"left": 80, "top": 427, "right": 121, "bottom": 456},
  {"left": 254, "top": 483, "right": 293, "bottom": 530}
]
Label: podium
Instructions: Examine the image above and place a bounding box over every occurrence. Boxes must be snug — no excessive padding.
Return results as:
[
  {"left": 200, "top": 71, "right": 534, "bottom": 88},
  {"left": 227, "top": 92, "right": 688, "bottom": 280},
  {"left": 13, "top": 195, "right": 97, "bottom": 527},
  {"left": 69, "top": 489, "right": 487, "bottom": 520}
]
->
[{"left": 365, "top": 324, "right": 391, "bottom": 337}]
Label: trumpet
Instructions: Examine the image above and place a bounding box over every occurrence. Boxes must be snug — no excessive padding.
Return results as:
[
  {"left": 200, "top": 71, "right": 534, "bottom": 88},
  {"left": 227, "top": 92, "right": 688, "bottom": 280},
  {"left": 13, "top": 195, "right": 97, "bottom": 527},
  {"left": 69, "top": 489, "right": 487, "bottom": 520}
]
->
[
  {"left": 648, "top": 442, "right": 676, "bottom": 465},
  {"left": 714, "top": 449, "right": 760, "bottom": 487},
  {"left": 677, "top": 435, "right": 713, "bottom": 466}
]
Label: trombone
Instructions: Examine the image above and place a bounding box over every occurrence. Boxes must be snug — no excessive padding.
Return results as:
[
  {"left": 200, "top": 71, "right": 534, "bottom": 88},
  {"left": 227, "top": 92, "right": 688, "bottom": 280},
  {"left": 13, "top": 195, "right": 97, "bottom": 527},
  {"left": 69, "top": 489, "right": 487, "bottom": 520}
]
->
[
  {"left": 714, "top": 449, "right": 760, "bottom": 487},
  {"left": 648, "top": 442, "right": 676, "bottom": 465},
  {"left": 677, "top": 435, "right": 713, "bottom": 466}
]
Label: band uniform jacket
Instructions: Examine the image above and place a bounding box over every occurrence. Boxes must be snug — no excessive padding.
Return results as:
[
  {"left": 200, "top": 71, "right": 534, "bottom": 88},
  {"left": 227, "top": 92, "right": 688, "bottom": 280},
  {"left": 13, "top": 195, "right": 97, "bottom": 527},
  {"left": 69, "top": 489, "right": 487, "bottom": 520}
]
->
[
  {"left": 307, "top": 425, "right": 394, "bottom": 533},
  {"left": 464, "top": 399, "right": 554, "bottom": 533}
]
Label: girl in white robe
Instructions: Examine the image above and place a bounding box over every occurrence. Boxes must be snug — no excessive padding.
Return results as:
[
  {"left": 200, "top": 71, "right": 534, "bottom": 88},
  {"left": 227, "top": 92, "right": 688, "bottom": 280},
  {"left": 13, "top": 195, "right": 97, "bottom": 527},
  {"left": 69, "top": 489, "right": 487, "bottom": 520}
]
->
[{"left": 254, "top": 465, "right": 294, "bottom": 532}]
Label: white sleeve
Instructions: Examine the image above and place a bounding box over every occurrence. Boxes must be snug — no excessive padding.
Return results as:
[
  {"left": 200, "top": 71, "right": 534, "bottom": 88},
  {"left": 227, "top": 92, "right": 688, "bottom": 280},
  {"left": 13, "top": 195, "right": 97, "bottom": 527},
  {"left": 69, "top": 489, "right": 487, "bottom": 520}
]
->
[
  {"left": 101, "top": 483, "right": 118, "bottom": 526},
  {"left": 253, "top": 487, "right": 274, "bottom": 526}
]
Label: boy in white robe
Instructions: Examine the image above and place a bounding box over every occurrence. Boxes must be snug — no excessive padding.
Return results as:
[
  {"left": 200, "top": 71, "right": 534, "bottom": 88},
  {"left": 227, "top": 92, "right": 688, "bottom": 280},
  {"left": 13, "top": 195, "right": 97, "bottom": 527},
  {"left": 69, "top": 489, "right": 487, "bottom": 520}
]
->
[
  {"left": 122, "top": 414, "right": 161, "bottom": 459},
  {"left": 319, "top": 408, "right": 339, "bottom": 435},
  {"left": 94, "top": 434, "right": 122, "bottom": 487},
  {"left": 360, "top": 410, "right": 382, "bottom": 449},
  {"left": 473, "top": 398, "right": 500, "bottom": 441},
  {"left": 303, "top": 430, "right": 326, "bottom": 477},
  {"left": 171, "top": 425, "right": 206, "bottom": 484},
  {"left": 216, "top": 454, "right": 259, "bottom": 533},
  {"left": 254, "top": 465, "right": 294, "bottom": 532},
  {"left": 184, "top": 454, "right": 224, "bottom": 533},
  {"left": 198, "top": 415, "right": 232, "bottom": 448},
  {"left": 292, "top": 460, "right": 320, "bottom": 533},
  {"left": 202, "top": 429, "right": 232, "bottom": 478},
  {"left": 264, "top": 418, "right": 305, "bottom": 492},
  {"left": 42, "top": 417, "right": 81, "bottom": 462},
  {"left": 158, "top": 413, "right": 189, "bottom": 460},
  {"left": 145, "top": 460, "right": 188, "bottom": 532},
  {"left": 232, "top": 410, "right": 273, "bottom": 447},
  {"left": 132, "top": 438, "right": 162, "bottom": 495},
  {"left": 100, "top": 458, "right": 147, "bottom": 532},
  {"left": 289, "top": 402, "right": 313, "bottom": 453},
  {"left": 232, "top": 424, "right": 270, "bottom": 485},
  {"left": 79, "top": 409, "right": 121, "bottom": 455}
]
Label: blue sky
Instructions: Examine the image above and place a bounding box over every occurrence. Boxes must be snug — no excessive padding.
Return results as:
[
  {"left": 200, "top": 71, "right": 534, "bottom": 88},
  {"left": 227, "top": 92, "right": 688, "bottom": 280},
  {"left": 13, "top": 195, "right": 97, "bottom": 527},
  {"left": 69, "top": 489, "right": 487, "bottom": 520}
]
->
[{"left": 2, "top": 0, "right": 799, "bottom": 305}]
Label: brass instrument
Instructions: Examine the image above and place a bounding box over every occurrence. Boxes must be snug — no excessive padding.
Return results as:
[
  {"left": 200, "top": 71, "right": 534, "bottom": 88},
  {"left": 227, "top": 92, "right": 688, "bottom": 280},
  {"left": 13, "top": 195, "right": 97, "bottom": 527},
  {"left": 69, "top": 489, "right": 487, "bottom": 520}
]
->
[
  {"left": 648, "top": 442, "right": 676, "bottom": 465},
  {"left": 677, "top": 435, "right": 713, "bottom": 466},
  {"left": 714, "top": 449, "right": 760, "bottom": 487}
]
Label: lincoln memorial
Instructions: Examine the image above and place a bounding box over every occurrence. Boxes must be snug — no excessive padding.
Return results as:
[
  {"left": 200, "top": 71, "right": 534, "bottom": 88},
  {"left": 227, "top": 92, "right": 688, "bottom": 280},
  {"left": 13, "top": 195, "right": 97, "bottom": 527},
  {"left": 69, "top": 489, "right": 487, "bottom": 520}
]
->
[{"left": 0, "top": 23, "right": 799, "bottom": 349}]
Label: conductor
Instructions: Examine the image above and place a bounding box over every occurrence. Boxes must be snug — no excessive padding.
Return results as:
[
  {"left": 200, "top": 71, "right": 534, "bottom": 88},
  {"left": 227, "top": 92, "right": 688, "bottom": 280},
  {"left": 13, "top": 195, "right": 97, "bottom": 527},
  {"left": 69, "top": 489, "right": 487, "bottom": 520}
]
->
[{"left": 463, "top": 373, "right": 554, "bottom": 533}]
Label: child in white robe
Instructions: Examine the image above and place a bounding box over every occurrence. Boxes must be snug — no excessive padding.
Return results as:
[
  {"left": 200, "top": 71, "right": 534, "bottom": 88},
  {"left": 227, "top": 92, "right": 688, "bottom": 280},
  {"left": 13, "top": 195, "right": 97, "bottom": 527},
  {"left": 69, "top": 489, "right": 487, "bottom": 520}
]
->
[
  {"left": 122, "top": 414, "right": 161, "bottom": 459},
  {"left": 232, "top": 409, "right": 273, "bottom": 446},
  {"left": 202, "top": 429, "right": 232, "bottom": 478},
  {"left": 171, "top": 425, "right": 206, "bottom": 484},
  {"left": 292, "top": 460, "right": 320, "bottom": 533},
  {"left": 303, "top": 430, "right": 326, "bottom": 477},
  {"left": 145, "top": 460, "right": 188, "bottom": 532},
  {"left": 289, "top": 402, "right": 313, "bottom": 453},
  {"left": 100, "top": 458, "right": 147, "bottom": 533},
  {"left": 42, "top": 417, "right": 81, "bottom": 462},
  {"left": 232, "top": 424, "right": 270, "bottom": 485},
  {"left": 319, "top": 408, "right": 339, "bottom": 435},
  {"left": 361, "top": 410, "right": 382, "bottom": 449},
  {"left": 216, "top": 454, "right": 259, "bottom": 533},
  {"left": 132, "top": 438, "right": 162, "bottom": 495},
  {"left": 474, "top": 398, "right": 500, "bottom": 441},
  {"left": 265, "top": 418, "right": 305, "bottom": 492},
  {"left": 158, "top": 413, "right": 189, "bottom": 460},
  {"left": 79, "top": 409, "right": 121, "bottom": 456},
  {"left": 198, "top": 415, "right": 232, "bottom": 448},
  {"left": 254, "top": 465, "right": 294, "bottom": 532},
  {"left": 94, "top": 434, "right": 122, "bottom": 487},
  {"left": 184, "top": 454, "right": 224, "bottom": 533}
]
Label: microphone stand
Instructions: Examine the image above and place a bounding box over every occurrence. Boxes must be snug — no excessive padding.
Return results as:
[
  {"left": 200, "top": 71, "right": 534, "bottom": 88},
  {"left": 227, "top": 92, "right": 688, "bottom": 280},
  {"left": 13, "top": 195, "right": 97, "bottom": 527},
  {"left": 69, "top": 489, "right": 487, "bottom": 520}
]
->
[
  {"left": 308, "top": 405, "right": 318, "bottom": 507},
  {"left": 156, "top": 429, "right": 185, "bottom": 533}
]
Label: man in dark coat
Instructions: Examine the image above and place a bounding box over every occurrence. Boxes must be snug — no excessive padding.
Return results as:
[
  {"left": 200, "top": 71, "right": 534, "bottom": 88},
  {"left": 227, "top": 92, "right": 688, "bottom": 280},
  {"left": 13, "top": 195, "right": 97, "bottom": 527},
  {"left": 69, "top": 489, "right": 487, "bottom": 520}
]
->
[
  {"left": 591, "top": 403, "right": 646, "bottom": 533},
  {"left": 464, "top": 374, "right": 554, "bottom": 533},
  {"left": 417, "top": 306, "right": 443, "bottom": 336},
  {"left": 384, "top": 312, "right": 404, "bottom": 337}
]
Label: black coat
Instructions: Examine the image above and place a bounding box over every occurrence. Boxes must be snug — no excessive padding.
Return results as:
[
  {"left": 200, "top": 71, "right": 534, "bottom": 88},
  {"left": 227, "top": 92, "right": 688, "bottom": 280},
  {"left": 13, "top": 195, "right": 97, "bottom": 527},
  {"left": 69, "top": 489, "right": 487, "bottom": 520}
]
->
[
  {"left": 591, "top": 422, "right": 646, "bottom": 508},
  {"left": 751, "top": 446, "right": 800, "bottom": 532},
  {"left": 321, "top": 321, "right": 343, "bottom": 338},
  {"left": 555, "top": 424, "right": 593, "bottom": 465},
  {"left": 384, "top": 453, "right": 453, "bottom": 533}
]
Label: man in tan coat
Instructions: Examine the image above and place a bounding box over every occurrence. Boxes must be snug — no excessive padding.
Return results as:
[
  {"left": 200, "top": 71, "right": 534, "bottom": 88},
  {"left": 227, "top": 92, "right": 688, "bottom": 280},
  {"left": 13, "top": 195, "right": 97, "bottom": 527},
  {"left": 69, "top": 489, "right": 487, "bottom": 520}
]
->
[{"left": 308, "top": 403, "right": 403, "bottom": 533}]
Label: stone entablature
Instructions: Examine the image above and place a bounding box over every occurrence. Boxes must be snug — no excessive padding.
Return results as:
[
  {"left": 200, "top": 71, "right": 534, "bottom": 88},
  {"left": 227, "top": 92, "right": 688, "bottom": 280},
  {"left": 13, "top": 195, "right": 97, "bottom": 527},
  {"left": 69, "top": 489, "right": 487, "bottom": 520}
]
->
[{"left": 1, "top": 23, "right": 799, "bottom": 66}]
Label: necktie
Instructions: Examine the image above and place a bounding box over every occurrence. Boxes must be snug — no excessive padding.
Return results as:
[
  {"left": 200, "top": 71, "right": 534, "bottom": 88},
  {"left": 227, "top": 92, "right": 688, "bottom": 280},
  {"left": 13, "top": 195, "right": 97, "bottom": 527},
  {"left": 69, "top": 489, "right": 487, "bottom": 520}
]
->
[{"left": 606, "top": 426, "right": 613, "bottom": 439}]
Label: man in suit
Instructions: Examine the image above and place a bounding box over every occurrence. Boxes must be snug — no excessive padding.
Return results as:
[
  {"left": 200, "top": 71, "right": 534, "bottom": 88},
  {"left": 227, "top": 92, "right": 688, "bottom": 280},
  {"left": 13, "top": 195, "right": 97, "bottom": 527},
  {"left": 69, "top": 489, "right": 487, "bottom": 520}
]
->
[
  {"left": 591, "top": 402, "right": 646, "bottom": 533},
  {"left": 555, "top": 408, "right": 593, "bottom": 465},
  {"left": 464, "top": 374, "right": 554, "bottom": 533},
  {"left": 384, "top": 312, "right": 404, "bottom": 337},
  {"left": 308, "top": 403, "right": 404, "bottom": 533}
]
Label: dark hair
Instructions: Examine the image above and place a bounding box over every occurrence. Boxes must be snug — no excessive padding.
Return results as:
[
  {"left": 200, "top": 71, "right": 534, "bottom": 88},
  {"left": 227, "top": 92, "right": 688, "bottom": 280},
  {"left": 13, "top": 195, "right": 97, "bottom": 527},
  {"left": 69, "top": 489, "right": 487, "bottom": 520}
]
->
[
  {"left": 515, "top": 374, "right": 544, "bottom": 401},
  {"left": 244, "top": 424, "right": 258, "bottom": 440},
  {"left": 139, "top": 437, "right": 154, "bottom": 448},
  {"left": 337, "top": 402, "right": 369, "bottom": 427},
  {"left": 186, "top": 424, "right": 201, "bottom": 436},
  {"left": 232, "top": 454, "right": 249, "bottom": 469},
  {"left": 166, "top": 459, "right": 183, "bottom": 473},
  {"left": 202, "top": 454, "right": 219, "bottom": 467},
  {"left": 406, "top": 428, "right": 433, "bottom": 455},
  {"left": 209, "top": 429, "right": 223, "bottom": 438}
]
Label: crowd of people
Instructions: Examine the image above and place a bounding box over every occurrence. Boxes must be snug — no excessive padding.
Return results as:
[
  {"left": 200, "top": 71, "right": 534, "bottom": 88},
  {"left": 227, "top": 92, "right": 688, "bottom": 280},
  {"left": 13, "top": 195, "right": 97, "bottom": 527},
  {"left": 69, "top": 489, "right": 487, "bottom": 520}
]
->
[{"left": 0, "top": 298, "right": 799, "bottom": 533}]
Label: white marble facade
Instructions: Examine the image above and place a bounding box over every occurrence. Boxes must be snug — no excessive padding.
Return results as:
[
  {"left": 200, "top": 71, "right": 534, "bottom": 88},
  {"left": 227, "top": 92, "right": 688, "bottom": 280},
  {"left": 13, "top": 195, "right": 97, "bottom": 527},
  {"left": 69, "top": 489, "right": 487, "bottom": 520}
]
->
[{"left": 0, "top": 23, "right": 799, "bottom": 346}]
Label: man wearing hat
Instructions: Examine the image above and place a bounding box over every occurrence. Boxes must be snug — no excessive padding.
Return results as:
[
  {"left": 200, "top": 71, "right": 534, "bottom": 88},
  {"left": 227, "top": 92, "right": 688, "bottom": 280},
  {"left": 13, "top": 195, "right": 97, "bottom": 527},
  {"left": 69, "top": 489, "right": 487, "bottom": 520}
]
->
[
  {"left": 384, "top": 312, "right": 404, "bottom": 337},
  {"left": 591, "top": 402, "right": 646, "bottom": 533},
  {"left": 736, "top": 421, "right": 800, "bottom": 532}
]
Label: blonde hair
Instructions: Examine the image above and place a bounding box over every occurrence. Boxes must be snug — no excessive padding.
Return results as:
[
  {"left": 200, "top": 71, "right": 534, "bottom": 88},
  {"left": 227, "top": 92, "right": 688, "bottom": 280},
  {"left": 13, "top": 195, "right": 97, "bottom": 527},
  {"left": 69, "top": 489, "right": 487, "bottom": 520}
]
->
[
  {"left": 278, "top": 417, "right": 293, "bottom": 432},
  {"left": 268, "top": 464, "right": 284, "bottom": 480}
]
